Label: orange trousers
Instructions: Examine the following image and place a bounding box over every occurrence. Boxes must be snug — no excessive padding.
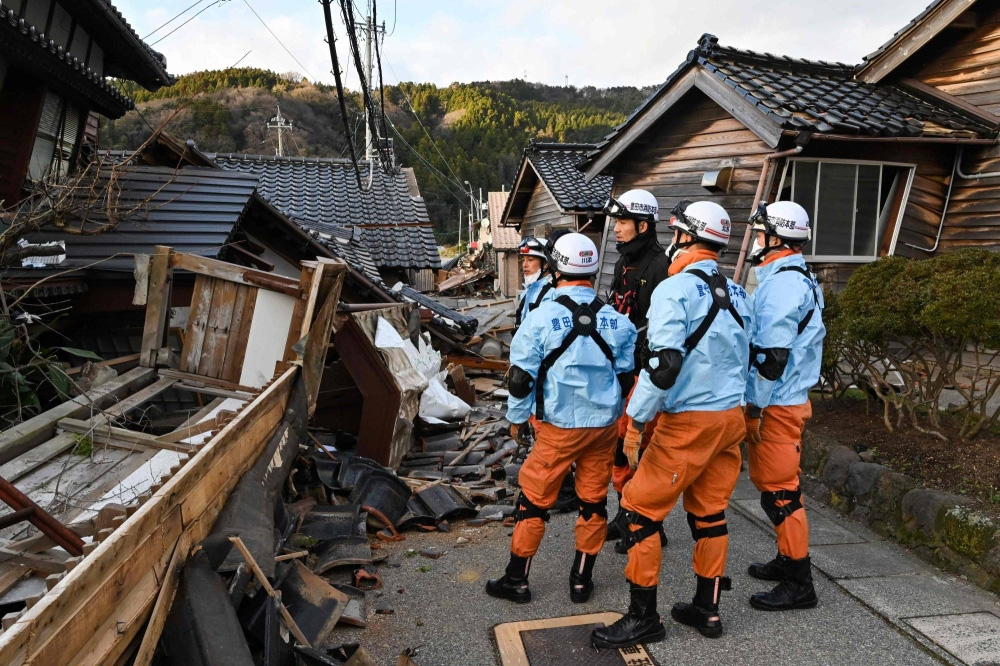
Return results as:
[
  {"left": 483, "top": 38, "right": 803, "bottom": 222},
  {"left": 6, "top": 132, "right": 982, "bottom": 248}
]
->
[
  {"left": 621, "top": 408, "right": 744, "bottom": 587},
  {"left": 612, "top": 385, "right": 658, "bottom": 493},
  {"left": 748, "top": 402, "right": 812, "bottom": 560},
  {"left": 511, "top": 421, "right": 618, "bottom": 558}
]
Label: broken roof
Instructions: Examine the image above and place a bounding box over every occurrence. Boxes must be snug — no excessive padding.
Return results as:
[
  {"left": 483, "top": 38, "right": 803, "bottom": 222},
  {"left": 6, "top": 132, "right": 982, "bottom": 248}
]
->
[
  {"left": 583, "top": 33, "right": 996, "bottom": 178},
  {"left": 502, "top": 142, "right": 613, "bottom": 226},
  {"left": 211, "top": 154, "right": 441, "bottom": 271},
  {"left": 24, "top": 166, "right": 261, "bottom": 271}
]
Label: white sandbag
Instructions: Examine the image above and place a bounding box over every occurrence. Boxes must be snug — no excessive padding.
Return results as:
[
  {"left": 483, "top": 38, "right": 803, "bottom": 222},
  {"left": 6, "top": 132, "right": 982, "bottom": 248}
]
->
[{"left": 419, "top": 377, "right": 472, "bottom": 420}]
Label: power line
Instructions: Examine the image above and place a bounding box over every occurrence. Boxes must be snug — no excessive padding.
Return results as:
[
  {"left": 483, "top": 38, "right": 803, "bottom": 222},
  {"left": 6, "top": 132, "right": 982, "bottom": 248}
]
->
[
  {"left": 386, "top": 0, "right": 397, "bottom": 36},
  {"left": 143, "top": 0, "right": 209, "bottom": 39},
  {"left": 150, "top": 0, "right": 227, "bottom": 46},
  {"left": 385, "top": 115, "right": 470, "bottom": 212},
  {"left": 242, "top": 0, "right": 317, "bottom": 80}
]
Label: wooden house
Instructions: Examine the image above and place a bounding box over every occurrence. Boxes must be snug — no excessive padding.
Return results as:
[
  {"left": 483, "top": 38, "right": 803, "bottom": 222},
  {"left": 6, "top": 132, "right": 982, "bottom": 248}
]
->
[
  {"left": 500, "top": 141, "right": 613, "bottom": 253},
  {"left": 488, "top": 190, "right": 523, "bottom": 297},
  {"left": 0, "top": 0, "right": 171, "bottom": 206},
  {"left": 582, "top": 6, "right": 1000, "bottom": 291}
]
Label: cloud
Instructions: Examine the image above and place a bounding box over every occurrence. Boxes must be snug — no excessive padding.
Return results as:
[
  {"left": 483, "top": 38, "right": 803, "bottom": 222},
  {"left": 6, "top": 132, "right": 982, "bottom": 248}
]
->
[{"left": 117, "top": 0, "right": 932, "bottom": 89}]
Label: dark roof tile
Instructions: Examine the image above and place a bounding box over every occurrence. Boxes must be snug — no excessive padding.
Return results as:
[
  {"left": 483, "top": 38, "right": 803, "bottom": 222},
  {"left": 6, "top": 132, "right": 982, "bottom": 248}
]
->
[{"left": 523, "top": 142, "right": 612, "bottom": 212}]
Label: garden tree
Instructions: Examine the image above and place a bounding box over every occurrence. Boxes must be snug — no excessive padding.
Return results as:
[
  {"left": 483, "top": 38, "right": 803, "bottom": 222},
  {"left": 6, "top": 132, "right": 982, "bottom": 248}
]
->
[
  {"left": 101, "top": 69, "right": 654, "bottom": 243},
  {"left": 834, "top": 249, "right": 1000, "bottom": 439}
]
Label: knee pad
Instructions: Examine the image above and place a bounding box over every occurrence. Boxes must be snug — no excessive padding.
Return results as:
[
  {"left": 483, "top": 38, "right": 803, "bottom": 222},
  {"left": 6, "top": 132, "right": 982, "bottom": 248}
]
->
[
  {"left": 614, "top": 439, "right": 628, "bottom": 467},
  {"left": 618, "top": 509, "right": 665, "bottom": 552},
  {"left": 686, "top": 511, "right": 728, "bottom": 541},
  {"left": 760, "top": 489, "right": 803, "bottom": 526},
  {"left": 578, "top": 497, "right": 608, "bottom": 522},
  {"left": 513, "top": 491, "right": 550, "bottom": 524}
]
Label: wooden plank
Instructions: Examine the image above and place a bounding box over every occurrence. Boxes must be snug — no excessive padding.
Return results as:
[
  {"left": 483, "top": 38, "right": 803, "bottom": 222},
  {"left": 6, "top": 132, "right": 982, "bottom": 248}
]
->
[
  {"left": 64, "top": 354, "right": 141, "bottom": 377},
  {"left": 0, "top": 368, "right": 295, "bottom": 666},
  {"left": 199, "top": 279, "right": 238, "bottom": 379},
  {"left": 159, "top": 417, "right": 220, "bottom": 444},
  {"left": 157, "top": 369, "right": 255, "bottom": 394},
  {"left": 283, "top": 264, "right": 315, "bottom": 364},
  {"left": 219, "top": 285, "right": 252, "bottom": 383},
  {"left": 444, "top": 355, "right": 510, "bottom": 372},
  {"left": 0, "top": 367, "right": 157, "bottom": 466},
  {"left": 100, "top": 377, "right": 178, "bottom": 419},
  {"left": 130, "top": 530, "right": 190, "bottom": 666},
  {"left": 0, "top": 433, "right": 78, "bottom": 484},
  {"left": 0, "top": 549, "right": 66, "bottom": 574},
  {"left": 170, "top": 253, "right": 301, "bottom": 297},
  {"left": 181, "top": 275, "right": 214, "bottom": 374},
  {"left": 58, "top": 419, "right": 196, "bottom": 455},
  {"left": 173, "top": 383, "right": 252, "bottom": 400},
  {"left": 228, "top": 536, "right": 311, "bottom": 647},
  {"left": 139, "top": 247, "right": 173, "bottom": 368}
]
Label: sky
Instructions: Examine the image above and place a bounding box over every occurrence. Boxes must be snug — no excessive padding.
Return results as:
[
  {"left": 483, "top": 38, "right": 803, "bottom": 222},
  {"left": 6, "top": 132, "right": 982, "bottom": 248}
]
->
[{"left": 116, "top": 0, "right": 933, "bottom": 89}]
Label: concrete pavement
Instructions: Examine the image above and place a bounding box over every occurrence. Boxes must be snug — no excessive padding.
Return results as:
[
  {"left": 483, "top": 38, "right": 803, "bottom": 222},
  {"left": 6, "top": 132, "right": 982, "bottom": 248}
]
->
[{"left": 329, "top": 469, "right": 1000, "bottom": 665}]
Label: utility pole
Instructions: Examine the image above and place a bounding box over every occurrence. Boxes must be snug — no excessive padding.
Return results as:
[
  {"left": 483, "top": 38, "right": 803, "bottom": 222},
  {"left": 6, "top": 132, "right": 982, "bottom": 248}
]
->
[
  {"left": 356, "top": 12, "right": 386, "bottom": 162},
  {"left": 266, "top": 103, "right": 293, "bottom": 157},
  {"left": 458, "top": 209, "right": 462, "bottom": 253}
]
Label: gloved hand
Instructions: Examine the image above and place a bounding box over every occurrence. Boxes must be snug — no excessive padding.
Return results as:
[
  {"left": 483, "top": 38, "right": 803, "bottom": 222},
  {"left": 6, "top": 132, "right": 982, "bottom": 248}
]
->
[
  {"left": 745, "top": 405, "right": 762, "bottom": 445},
  {"left": 510, "top": 422, "right": 533, "bottom": 446},
  {"left": 624, "top": 420, "right": 644, "bottom": 470}
]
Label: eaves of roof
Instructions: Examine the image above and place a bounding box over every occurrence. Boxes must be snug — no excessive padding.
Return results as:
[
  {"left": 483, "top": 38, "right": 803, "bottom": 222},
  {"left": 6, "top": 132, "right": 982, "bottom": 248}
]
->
[{"left": 75, "top": 0, "right": 173, "bottom": 90}]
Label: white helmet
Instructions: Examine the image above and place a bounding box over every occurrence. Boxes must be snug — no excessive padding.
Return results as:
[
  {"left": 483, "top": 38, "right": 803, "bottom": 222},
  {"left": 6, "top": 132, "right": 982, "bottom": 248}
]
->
[
  {"left": 518, "top": 236, "right": 548, "bottom": 261},
  {"left": 668, "top": 200, "right": 732, "bottom": 247},
  {"left": 603, "top": 189, "right": 659, "bottom": 223},
  {"left": 748, "top": 201, "right": 810, "bottom": 264},
  {"left": 549, "top": 232, "right": 600, "bottom": 276}
]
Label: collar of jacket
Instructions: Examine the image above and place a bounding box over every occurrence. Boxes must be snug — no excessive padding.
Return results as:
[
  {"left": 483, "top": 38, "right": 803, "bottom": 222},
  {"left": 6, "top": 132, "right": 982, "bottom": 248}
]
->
[
  {"left": 615, "top": 228, "right": 659, "bottom": 262},
  {"left": 754, "top": 250, "right": 806, "bottom": 283},
  {"left": 668, "top": 248, "right": 719, "bottom": 276}
]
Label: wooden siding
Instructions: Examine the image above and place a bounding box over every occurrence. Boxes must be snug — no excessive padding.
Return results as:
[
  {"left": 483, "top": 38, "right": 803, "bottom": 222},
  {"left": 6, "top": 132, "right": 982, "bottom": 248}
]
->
[
  {"left": 941, "top": 142, "right": 1000, "bottom": 252},
  {"left": 597, "top": 90, "right": 773, "bottom": 290},
  {"left": 496, "top": 250, "right": 521, "bottom": 297},
  {"left": 914, "top": 5, "right": 1000, "bottom": 116},
  {"left": 0, "top": 67, "right": 46, "bottom": 206},
  {"left": 521, "top": 181, "right": 576, "bottom": 237}
]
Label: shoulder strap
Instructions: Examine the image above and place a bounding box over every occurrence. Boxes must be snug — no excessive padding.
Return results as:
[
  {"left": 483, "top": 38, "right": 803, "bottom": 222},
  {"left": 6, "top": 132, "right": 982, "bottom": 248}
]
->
[
  {"left": 776, "top": 265, "right": 820, "bottom": 335},
  {"left": 683, "top": 269, "right": 744, "bottom": 353},
  {"left": 534, "top": 295, "right": 616, "bottom": 421},
  {"left": 528, "top": 282, "right": 553, "bottom": 312}
]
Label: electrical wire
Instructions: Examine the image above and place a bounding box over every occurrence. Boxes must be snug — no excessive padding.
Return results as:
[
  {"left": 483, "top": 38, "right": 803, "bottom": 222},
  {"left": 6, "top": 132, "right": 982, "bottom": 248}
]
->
[
  {"left": 339, "top": 0, "right": 391, "bottom": 167},
  {"left": 143, "top": 0, "right": 208, "bottom": 39},
  {"left": 242, "top": 0, "right": 317, "bottom": 81},
  {"left": 150, "top": 0, "right": 227, "bottom": 46},
  {"left": 385, "top": 115, "right": 471, "bottom": 212},
  {"left": 386, "top": 0, "right": 397, "bottom": 36},
  {"left": 321, "top": 0, "right": 366, "bottom": 190}
]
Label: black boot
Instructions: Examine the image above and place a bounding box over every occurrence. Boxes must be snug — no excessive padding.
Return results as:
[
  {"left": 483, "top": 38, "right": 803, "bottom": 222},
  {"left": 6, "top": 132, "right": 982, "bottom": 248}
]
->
[
  {"left": 605, "top": 493, "right": 624, "bottom": 542},
  {"left": 749, "top": 556, "right": 818, "bottom": 611},
  {"left": 569, "top": 550, "right": 596, "bottom": 603},
  {"left": 671, "top": 575, "right": 731, "bottom": 639},
  {"left": 486, "top": 554, "right": 531, "bottom": 604},
  {"left": 614, "top": 523, "right": 667, "bottom": 555},
  {"left": 748, "top": 552, "right": 790, "bottom": 581},
  {"left": 591, "top": 583, "right": 666, "bottom": 648}
]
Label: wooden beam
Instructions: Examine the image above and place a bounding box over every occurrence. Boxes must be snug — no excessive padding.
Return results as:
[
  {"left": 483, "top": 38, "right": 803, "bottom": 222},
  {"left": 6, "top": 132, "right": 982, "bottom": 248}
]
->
[
  {"left": 57, "top": 419, "right": 196, "bottom": 455},
  {"left": 130, "top": 532, "right": 190, "bottom": 666},
  {"left": 169, "top": 252, "right": 301, "bottom": 297},
  {"left": 157, "top": 369, "right": 255, "bottom": 394},
  {"left": 159, "top": 416, "right": 220, "bottom": 444},
  {"left": 65, "top": 354, "right": 141, "bottom": 377},
  {"left": 0, "top": 549, "right": 66, "bottom": 574},
  {"left": 228, "top": 536, "right": 311, "bottom": 647},
  {"left": 695, "top": 70, "right": 783, "bottom": 148},
  {"left": 173, "top": 383, "right": 252, "bottom": 401},
  {"left": 444, "top": 355, "right": 510, "bottom": 372},
  {"left": 99, "top": 377, "right": 178, "bottom": 419},
  {"left": 140, "top": 246, "right": 173, "bottom": 368},
  {"left": 899, "top": 76, "right": 1000, "bottom": 127},
  {"left": 0, "top": 367, "right": 157, "bottom": 466}
]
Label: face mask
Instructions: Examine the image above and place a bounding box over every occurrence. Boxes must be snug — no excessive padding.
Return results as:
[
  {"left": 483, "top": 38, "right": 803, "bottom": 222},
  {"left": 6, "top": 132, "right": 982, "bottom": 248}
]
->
[
  {"left": 749, "top": 239, "right": 766, "bottom": 261},
  {"left": 665, "top": 243, "right": 686, "bottom": 262},
  {"left": 523, "top": 270, "right": 541, "bottom": 287}
]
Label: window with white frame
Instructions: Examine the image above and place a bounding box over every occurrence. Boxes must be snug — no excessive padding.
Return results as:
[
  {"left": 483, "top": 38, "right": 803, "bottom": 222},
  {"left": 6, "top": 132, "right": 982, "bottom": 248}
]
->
[{"left": 776, "top": 159, "right": 914, "bottom": 260}]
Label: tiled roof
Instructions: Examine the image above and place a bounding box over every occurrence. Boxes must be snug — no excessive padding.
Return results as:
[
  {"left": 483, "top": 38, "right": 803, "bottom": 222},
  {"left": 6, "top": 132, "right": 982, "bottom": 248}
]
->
[
  {"left": 525, "top": 142, "right": 612, "bottom": 211},
  {"left": 585, "top": 33, "right": 995, "bottom": 168},
  {"left": 0, "top": 3, "right": 133, "bottom": 117},
  {"left": 211, "top": 154, "right": 441, "bottom": 270},
  {"left": 487, "top": 191, "right": 520, "bottom": 250},
  {"left": 79, "top": 0, "right": 172, "bottom": 89},
  {"left": 296, "top": 219, "right": 383, "bottom": 284},
  {"left": 860, "top": 0, "right": 947, "bottom": 70},
  {"left": 25, "top": 166, "right": 259, "bottom": 271}
]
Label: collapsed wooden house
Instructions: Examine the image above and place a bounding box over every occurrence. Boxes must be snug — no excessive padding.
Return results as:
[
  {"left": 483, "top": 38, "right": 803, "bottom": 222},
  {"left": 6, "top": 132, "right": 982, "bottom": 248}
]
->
[
  {"left": 0, "top": 247, "right": 345, "bottom": 665},
  {"left": 582, "top": 0, "right": 1000, "bottom": 290}
]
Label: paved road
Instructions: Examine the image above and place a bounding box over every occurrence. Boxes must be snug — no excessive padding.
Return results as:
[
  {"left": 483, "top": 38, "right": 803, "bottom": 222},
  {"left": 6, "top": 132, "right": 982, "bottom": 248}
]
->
[{"left": 334, "top": 473, "right": 1000, "bottom": 666}]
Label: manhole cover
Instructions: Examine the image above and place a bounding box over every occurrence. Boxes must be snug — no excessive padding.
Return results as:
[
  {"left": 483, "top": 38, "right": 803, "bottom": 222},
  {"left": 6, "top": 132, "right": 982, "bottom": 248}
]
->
[
  {"left": 906, "top": 612, "right": 1000, "bottom": 664},
  {"left": 495, "top": 613, "right": 657, "bottom": 666}
]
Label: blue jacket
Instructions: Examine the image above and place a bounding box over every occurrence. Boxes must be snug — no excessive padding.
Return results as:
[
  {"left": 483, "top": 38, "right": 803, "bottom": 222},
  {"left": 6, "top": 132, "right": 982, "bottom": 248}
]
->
[
  {"left": 745, "top": 253, "right": 825, "bottom": 408},
  {"left": 627, "top": 259, "right": 752, "bottom": 423},
  {"left": 518, "top": 275, "right": 555, "bottom": 325},
  {"left": 507, "top": 284, "right": 637, "bottom": 429}
]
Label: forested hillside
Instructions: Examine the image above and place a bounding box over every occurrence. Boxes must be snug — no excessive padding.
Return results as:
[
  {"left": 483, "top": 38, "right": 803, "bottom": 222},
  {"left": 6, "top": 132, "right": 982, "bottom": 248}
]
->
[{"left": 103, "top": 69, "right": 654, "bottom": 242}]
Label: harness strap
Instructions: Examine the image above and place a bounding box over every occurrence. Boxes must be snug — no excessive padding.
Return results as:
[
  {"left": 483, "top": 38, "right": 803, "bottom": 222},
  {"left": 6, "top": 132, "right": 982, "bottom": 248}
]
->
[
  {"left": 684, "top": 269, "right": 744, "bottom": 352},
  {"left": 760, "top": 489, "right": 803, "bottom": 527},
  {"left": 528, "top": 282, "right": 553, "bottom": 313},
  {"left": 776, "top": 265, "right": 820, "bottom": 335},
  {"left": 687, "top": 510, "right": 729, "bottom": 541},
  {"left": 513, "top": 492, "right": 550, "bottom": 523},
  {"left": 535, "top": 295, "right": 616, "bottom": 421}
]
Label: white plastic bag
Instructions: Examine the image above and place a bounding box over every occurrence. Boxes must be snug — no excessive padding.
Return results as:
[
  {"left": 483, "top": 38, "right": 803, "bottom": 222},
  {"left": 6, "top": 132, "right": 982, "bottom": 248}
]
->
[{"left": 419, "top": 377, "right": 472, "bottom": 420}]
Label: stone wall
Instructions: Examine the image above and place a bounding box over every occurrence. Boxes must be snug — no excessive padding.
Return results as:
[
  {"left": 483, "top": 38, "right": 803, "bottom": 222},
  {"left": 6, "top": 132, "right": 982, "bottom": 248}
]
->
[{"left": 801, "top": 431, "right": 1000, "bottom": 594}]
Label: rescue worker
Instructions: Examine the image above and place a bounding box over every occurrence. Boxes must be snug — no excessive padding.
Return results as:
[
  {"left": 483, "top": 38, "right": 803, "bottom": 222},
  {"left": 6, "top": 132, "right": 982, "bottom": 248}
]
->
[
  {"left": 744, "top": 200, "right": 825, "bottom": 611},
  {"left": 486, "top": 233, "right": 636, "bottom": 604},
  {"left": 601, "top": 189, "right": 671, "bottom": 551},
  {"left": 514, "top": 237, "right": 552, "bottom": 331},
  {"left": 592, "top": 200, "right": 751, "bottom": 648}
]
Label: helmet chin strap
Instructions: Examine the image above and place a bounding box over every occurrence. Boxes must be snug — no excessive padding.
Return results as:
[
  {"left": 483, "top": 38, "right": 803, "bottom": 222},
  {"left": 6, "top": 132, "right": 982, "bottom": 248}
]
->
[{"left": 750, "top": 232, "right": 786, "bottom": 265}]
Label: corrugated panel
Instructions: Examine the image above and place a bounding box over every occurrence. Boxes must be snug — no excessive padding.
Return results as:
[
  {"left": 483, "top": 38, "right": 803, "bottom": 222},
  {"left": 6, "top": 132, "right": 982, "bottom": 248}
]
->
[{"left": 24, "top": 165, "right": 259, "bottom": 271}]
